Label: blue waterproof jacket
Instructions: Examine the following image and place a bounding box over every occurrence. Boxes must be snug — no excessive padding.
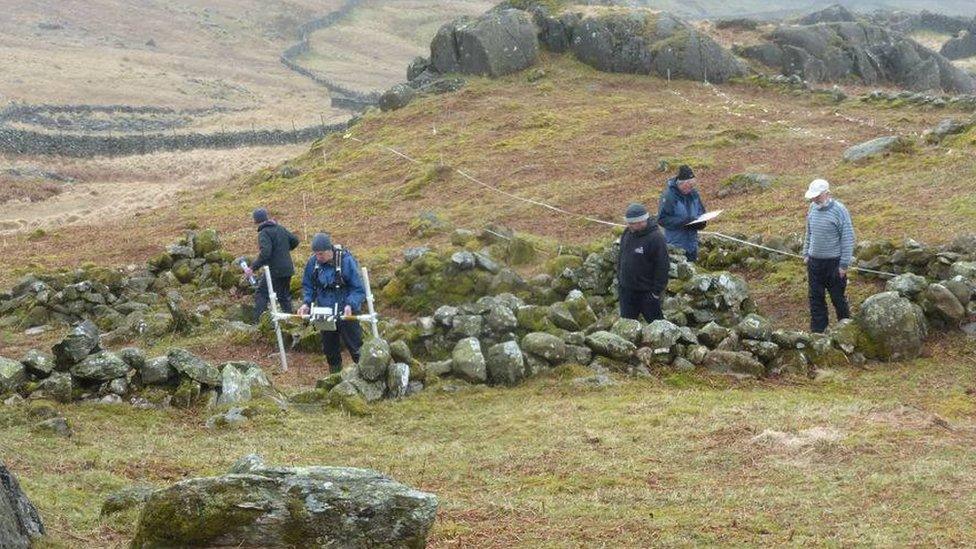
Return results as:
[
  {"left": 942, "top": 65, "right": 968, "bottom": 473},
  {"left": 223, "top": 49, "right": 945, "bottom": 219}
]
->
[
  {"left": 657, "top": 177, "right": 706, "bottom": 255},
  {"left": 301, "top": 249, "right": 366, "bottom": 312}
]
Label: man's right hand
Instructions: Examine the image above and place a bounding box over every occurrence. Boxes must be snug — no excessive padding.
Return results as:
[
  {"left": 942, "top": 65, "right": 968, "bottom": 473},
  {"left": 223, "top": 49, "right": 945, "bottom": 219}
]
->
[{"left": 298, "top": 304, "right": 310, "bottom": 316}]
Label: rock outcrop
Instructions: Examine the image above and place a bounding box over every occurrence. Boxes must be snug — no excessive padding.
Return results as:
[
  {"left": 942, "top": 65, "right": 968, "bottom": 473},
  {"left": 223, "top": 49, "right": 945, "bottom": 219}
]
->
[
  {"left": 431, "top": 9, "right": 539, "bottom": 77},
  {"left": 131, "top": 461, "right": 438, "bottom": 548},
  {"left": 0, "top": 460, "right": 44, "bottom": 549},
  {"left": 740, "top": 20, "right": 975, "bottom": 93}
]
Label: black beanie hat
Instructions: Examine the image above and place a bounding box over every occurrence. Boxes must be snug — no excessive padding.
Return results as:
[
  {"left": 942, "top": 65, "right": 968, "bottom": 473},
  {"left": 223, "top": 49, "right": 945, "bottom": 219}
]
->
[{"left": 677, "top": 165, "right": 695, "bottom": 182}]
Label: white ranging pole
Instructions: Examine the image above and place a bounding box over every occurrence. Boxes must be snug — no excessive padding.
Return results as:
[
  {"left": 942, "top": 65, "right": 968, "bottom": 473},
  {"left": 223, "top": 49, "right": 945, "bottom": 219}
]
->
[
  {"left": 361, "top": 267, "right": 380, "bottom": 339},
  {"left": 263, "top": 266, "right": 289, "bottom": 372}
]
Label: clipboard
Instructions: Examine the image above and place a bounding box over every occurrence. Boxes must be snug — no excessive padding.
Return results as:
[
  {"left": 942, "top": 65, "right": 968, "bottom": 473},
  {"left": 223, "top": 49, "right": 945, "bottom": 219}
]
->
[{"left": 685, "top": 210, "right": 723, "bottom": 226}]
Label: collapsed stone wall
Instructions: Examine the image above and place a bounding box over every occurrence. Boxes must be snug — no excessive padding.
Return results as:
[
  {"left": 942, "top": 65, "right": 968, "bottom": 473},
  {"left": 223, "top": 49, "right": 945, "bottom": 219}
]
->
[
  {"left": 0, "top": 229, "right": 255, "bottom": 340},
  {"left": 0, "top": 320, "right": 280, "bottom": 417}
]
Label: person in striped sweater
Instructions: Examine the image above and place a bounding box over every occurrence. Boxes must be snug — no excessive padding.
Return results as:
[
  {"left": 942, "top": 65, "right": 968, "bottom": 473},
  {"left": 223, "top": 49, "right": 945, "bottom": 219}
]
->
[{"left": 803, "top": 179, "right": 855, "bottom": 333}]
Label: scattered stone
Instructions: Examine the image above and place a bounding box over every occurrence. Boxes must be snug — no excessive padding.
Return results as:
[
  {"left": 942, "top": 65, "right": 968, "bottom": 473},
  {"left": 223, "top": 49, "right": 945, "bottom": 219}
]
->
[
  {"left": 32, "top": 416, "right": 71, "bottom": 437},
  {"left": 101, "top": 485, "right": 155, "bottom": 516},
  {"left": 228, "top": 454, "right": 265, "bottom": 474},
  {"left": 387, "top": 363, "right": 410, "bottom": 398},
  {"left": 52, "top": 320, "right": 100, "bottom": 368},
  {"left": 842, "top": 136, "right": 905, "bottom": 163},
  {"left": 21, "top": 350, "right": 53, "bottom": 378}
]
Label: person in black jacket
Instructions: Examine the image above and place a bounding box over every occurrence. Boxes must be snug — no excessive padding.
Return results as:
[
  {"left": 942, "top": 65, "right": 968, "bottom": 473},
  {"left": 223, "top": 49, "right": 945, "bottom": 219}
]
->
[
  {"left": 245, "top": 208, "right": 300, "bottom": 322},
  {"left": 618, "top": 203, "right": 670, "bottom": 322}
]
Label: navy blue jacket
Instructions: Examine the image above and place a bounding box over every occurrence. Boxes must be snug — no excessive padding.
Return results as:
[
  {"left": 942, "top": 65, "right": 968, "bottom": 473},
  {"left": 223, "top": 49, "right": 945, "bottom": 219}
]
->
[
  {"left": 657, "top": 177, "right": 706, "bottom": 254},
  {"left": 301, "top": 249, "right": 366, "bottom": 312}
]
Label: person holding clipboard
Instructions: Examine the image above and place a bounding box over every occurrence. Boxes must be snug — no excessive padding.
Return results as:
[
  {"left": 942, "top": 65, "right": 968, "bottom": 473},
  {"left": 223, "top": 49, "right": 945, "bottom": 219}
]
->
[{"left": 657, "top": 164, "right": 708, "bottom": 262}]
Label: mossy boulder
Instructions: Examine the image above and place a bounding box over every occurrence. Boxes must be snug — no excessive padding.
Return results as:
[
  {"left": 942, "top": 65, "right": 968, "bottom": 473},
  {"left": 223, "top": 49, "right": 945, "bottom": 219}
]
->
[
  {"left": 0, "top": 358, "right": 27, "bottom": 394},
  {"left": 51, "top": 320, "right": 100, "bottom": 368},
  {"left": 69, "top": 351, "right": 128, "bottom": 382},
  {"left": 585, "top": 331, "right": 636, "bottom": 361},
  {"left": 130, "top": 465, "right": 438, "bottom": 548},
  {"left": 168, "top": 349, "right": 221, "bottom": 387},
  {"left": 191, "top": 229, "right": 221, "bottom": 257},
  {"left": 486, "top": 341, "right": 526, "bottom": 386},
  {"left": 358, "top": 339, "right": 392, "bottom": 382},
  {"left": 855, "top": 291, "right": 927, "bottom": 361},
  {"left": 521, "top": 332, "right": 567, "bottom": 365},
  {"left": 703, "top": 350, "right": 765, "bottom": 378},
  {"left": 451, "top": 338, "right": 487, "bottom": 383}
]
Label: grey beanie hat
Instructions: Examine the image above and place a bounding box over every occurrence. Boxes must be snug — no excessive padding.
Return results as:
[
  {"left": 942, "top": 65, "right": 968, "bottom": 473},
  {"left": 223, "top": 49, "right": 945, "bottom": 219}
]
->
[
  {"left": 252, "top": 208, "right": 269, "bottom": 224},
  {"left": 624, "top": 203, "right": 649, "bottom": 223},
  {"left": 311, "top": 233, "right": 333, "bottom": 252}
]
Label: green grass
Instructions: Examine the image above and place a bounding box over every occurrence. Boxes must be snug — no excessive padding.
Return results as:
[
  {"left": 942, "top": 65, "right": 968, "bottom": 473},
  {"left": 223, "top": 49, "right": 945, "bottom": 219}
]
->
[{"left": 5, "top": 334, "right": 976, "bottom": 547}]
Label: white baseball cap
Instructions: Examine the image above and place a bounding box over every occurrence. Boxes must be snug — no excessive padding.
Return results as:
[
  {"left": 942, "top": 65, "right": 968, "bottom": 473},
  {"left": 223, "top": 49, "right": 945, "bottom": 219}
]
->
[{"left": 804, "top": 179, "right": 830, "bottom": 200}]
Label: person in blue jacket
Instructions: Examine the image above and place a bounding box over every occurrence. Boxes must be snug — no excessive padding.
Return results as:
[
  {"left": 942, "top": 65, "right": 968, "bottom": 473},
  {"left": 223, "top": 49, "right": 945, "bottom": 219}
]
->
[
  {"left": 298, "top": 233, "right": 366, "bottom": 373},
  {"left": 657, "top": 164, "right": 707, "bottom": 262}
]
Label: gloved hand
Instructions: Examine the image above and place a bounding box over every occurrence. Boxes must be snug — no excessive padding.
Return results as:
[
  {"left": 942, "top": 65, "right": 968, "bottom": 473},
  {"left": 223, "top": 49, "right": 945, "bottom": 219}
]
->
[{"left": 343, "top": 305, "right": 353, "bottom": 317}]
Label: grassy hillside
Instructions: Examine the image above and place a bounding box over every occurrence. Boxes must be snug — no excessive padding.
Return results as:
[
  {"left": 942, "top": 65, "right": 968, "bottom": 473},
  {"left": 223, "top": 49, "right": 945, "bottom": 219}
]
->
[
  {"left": 5, "top": 336, "right": 976, "bottom": 546},
  {"left": 4, "top": 54, "right": 973, "bottom": 282}
]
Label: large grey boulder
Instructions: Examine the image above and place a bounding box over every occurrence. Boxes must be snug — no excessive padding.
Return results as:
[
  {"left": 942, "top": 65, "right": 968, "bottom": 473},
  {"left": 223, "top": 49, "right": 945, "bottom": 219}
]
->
[
  {"left": 843, "top": 136, "right": 903, "bottom": 163},
  {"left": 855, "top": 291, "right": 927, "bottom": 361},
  {"left": 0, "top": 358, "right": 27, "bottom": 394},
  {"left": 703, "top": 350, "right": 765, "bottom": 377},
  {"left": 585, "top": 331, "right": 636, "bottom": 361},
  {"left": 168, "top": 348, "right": 221, "bottom": 386},
  {"left": 520, "top": 332, "right": 567, "bottom": 364},
  {"left": 885, "top": 273, "right": 929, "bottom": 298},
  {"left": 570, "top": 10, "right": 745, "bottom": 83},
  {"left": 131, "top": 465, "right": 437, "bottom": 548},
  {"left": 922, "top": 283, "right": 966, "bottom": 323},
  {"left": 431, "top": 9, "right": 539, "bottom": 77},
  {"left": 52, "top": 320, "right": 100, "bottom": 368},
  {"left": 217, "top": 364, "right": 251, "bottom": 406},
  {"left": 378, "top": 83, "right": 417, "bottom": 112},
  {"left": 486, "top": 340, "right": 526, "bottom": 386},
  {"left": 139, "top": 356, "right": 175, "bottom": 386},
  {"left": 358, "top": 339, "right": 392, "bottom": 382},
  {"left": 452, "top": 337, "right": 487, "bottom": 383},
  {"left": 0, "top": 460, "right": 44, "bottom": 549},
  {"left": 21, "top": 350, "right": 53, "bottom": 378},
  {"left": 69, "top": 351, "right": 128, "bottom": 382}
]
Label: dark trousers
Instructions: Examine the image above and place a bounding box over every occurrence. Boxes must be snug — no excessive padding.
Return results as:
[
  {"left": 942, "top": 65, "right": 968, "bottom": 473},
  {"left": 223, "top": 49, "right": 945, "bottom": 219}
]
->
[
  {"left": 807, "top": 257, "right": 850, "bottom": 333},
  {"left": 684, "top": 248, "right": 698, "bottom": 263},
  {"left": 321, "top": 319, "right": 364, "bottom": 373},
  {"left": 619, "top": 287, "right": 664, "bottom": 322},
  {"left": 254, "top": 275, "right": 293, "bottom": 322}
]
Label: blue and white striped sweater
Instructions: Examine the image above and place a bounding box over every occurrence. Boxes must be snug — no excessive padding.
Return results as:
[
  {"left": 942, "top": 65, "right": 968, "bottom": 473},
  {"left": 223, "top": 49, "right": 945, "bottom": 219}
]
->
[{"left": 803, "top": 200, "right": 855, "bottom": 268}]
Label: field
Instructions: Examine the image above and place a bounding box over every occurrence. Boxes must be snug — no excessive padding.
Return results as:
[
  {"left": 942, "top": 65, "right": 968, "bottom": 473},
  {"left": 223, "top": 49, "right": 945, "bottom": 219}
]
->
[
  {"left": 4, "top": 5, "right": 976, "bottom": 547},
  {"left": 3, "top": 335, "right": 976, "bottom": 547}
]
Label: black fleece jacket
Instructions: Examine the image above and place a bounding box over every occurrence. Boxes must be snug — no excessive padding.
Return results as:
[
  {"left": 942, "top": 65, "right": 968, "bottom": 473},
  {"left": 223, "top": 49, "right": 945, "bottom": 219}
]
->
[
  {"left": 251, "top": 221, "right": 300, "bottom": 277},
  {"left": 617, "top": 223, "right": 670, "bottom": 296}
]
